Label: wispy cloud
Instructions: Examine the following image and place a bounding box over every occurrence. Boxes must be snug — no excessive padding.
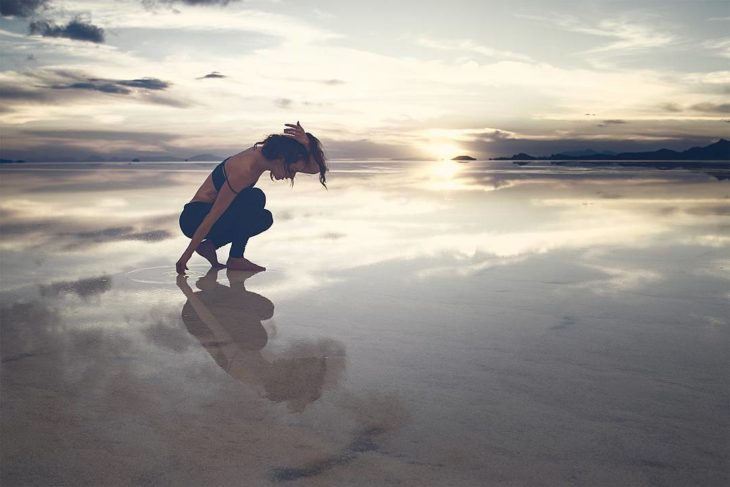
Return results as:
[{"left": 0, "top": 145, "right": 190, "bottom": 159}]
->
[
  {"left": 597, "top": 119, "right": 628, "bottom": 127},
  {"left": 702, "top": 37, "right": 730, "bottom": 58},
  {"left": 416, "top": 36, "right": 531, "bottom": 61},
  {"left": 523, "top": 14, "right": 674, "bottom": 55},
  {"left": 690, "top": 102, "right": 730, "bottom": 114},
  {"left": 274, "top": 98, "right": 292, "bottom": 108},
  {"left": 142, "top": 0, "right": 242, "bottom": 8},
  {"left": 77, "top": 2, "right": 342, "bottom": 44},
  {"left": 0, "top": 69, "right": 185, "bottom": 109},
  {"left": 580, "top": 19, "right": 674, "bottom": 53}
]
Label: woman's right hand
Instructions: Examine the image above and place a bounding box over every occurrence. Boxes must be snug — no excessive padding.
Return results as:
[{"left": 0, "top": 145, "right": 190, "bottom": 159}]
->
[
  {"left": 283, "top": 121, "right": 309, "bottom": 148},
  {"left": 176, "top": 250, "right": 193, "bottom": 274}
]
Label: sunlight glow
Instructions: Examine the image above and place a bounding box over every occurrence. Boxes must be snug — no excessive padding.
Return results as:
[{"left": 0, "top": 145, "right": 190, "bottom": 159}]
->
[
  {"left": 429, "top": 160, "right": 462, "bottom": 180},
  {"left": 428, "top": 142, "right": 462, "bottom": 161}
]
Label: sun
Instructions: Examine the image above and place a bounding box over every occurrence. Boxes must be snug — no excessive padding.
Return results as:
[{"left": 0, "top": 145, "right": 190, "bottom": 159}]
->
[{"left": 427, "top": 142, "right": 462, "bottom": 161}]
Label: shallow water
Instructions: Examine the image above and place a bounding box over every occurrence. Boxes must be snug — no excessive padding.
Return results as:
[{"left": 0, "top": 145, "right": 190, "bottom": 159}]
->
[{"left": 1, "top": 161, "right": 728, "bottom": 486}]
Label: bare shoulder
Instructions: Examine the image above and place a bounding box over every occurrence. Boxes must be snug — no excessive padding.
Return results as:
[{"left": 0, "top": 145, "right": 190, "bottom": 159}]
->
[{"left": 226, "top": 149, "right": 258, "bottom": 188}]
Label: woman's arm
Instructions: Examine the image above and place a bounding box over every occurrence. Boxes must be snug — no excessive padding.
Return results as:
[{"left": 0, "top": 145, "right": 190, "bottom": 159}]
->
[{"left": 176, "top": 179, "right": 241, "bottom": 274}]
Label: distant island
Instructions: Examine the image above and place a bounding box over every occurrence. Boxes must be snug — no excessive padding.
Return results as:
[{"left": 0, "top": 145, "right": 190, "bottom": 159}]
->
[
  {"left": 492, "top": 139, "right": 729, "bottom": 162},
  {"left": 187, "top": 153, "right": 223, "bottom": 161},
  {"left": 452, "top": 155, "right": 476, "bottom": 161}
]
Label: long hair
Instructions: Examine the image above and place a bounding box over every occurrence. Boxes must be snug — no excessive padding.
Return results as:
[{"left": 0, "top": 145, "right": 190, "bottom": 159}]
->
[
  {"left": 306, "top": 132, "right": 328, "bottom": 189},
  {"left": 254, "top": 133, "right": 328, "bottom": 188}
]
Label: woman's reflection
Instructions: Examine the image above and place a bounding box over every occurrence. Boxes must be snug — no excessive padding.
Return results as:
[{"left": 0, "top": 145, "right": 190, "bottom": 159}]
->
[{"left": 176, "top": 269, "right": 344, "bottom": 412}]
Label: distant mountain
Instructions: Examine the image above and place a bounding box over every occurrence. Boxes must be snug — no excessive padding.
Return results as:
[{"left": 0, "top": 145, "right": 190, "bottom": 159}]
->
[
  {"left": 557, "top": 149, "right": 617, "bottom": 157},
  {"left": 452, "top": 155, "right": 476, "bottom": 161},
  {"left": 187, "top": 153, "right": 223, "bottom": 161},
  {"left": 500, "top": 152, "right": 535, "bottom": 161},
  {"left": 492, "top": 139, "right": 730, "bottom": 161}
]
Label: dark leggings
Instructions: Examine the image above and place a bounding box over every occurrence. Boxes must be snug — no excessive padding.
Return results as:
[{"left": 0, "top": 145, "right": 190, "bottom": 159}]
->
[{"left": 179, "top": 187, "right": 273, "bottom": 258}]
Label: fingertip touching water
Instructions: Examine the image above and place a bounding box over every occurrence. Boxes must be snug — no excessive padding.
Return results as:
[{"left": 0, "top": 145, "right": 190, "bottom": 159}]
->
[{"left": 176, "top": 122, "right": 328, "bottom": 274}]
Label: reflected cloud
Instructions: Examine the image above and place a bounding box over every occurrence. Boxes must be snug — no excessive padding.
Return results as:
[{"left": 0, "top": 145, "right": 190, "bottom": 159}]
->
[
  {"left": 0, "top": 196, "right": 179, "bottom": 251},
  {"left": 39, "top": 274, "right": 112, "bottom": 300},
  {"left": 578, "top": 264, "right": 662, "bottom": 294},
  {"left": 271, "top": 390, "right": 409, "bottom": 482},
  {"left": 176, "top": 269, "right": 346, "bottom": 412}
]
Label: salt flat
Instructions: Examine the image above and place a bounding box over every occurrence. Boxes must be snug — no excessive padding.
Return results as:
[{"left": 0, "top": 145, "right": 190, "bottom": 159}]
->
[{"left": 1, "top": 161, "right": 728, "bottom": 486}]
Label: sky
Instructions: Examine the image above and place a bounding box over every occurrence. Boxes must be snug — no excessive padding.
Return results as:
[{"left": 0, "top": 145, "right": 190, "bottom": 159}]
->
[{"left": 0, "top": 0, "right": 728, "bottom": 161}]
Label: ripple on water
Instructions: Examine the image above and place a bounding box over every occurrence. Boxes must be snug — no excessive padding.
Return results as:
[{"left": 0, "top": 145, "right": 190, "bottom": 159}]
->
[{"left": 125, "top": 265, "right": 211, "bottom": 284}]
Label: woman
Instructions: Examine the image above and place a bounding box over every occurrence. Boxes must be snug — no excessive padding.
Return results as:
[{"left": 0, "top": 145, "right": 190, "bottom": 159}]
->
[{"left": 176, "top": 122, "right": 327, "bottom": 274}]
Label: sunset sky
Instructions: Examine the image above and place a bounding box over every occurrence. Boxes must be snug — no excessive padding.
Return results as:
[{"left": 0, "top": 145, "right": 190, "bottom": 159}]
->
[{"left": 1, "top": 0, "right": 728, "bottom": 161}]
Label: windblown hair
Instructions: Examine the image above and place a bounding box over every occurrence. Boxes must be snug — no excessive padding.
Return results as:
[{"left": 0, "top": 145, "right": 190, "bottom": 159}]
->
[
  {"left": 254, "top": 133, "right": 328, "bottom": 188},
  {"left": 305, "top": 132, "right": 328, "bottom": 189}
]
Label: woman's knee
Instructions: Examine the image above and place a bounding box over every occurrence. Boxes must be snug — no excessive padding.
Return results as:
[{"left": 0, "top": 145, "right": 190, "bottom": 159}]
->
[
  {"left": 262, "top": 209, "right": 273, "bottom": 229},
  {"left": 245, "top": 209, "right": 273, "bottom": 237},
  {"left": 238, "top": 187, "right": 265, "bottom": 209}
]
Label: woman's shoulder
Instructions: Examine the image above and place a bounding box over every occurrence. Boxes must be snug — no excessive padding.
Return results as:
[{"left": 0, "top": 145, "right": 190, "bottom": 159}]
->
[
  {"left": 227, "top": 147, "right": 257, "bottom": 166},
  {"left": 226, "top": 149, "right": 258, "bottom": 186}
]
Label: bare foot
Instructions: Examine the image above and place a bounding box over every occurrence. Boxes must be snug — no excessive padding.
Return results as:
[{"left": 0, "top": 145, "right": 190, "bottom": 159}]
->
[
  {"left": 227, "top": 257, "right": 266, "bottom": 272},
  {"left": 196, "top": 240, "right": 226, "bottom": 269}
]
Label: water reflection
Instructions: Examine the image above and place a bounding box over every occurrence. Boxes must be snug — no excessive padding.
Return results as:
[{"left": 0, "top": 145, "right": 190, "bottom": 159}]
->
[
  {"left": 176, "top": 269, "right": 345, "bottom": 412},
  {"left": 1, "top": 162, "right": 727, "bottom": 485}
]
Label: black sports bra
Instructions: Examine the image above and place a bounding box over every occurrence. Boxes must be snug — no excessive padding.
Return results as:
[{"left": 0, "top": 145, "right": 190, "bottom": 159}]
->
[{"left": 211, "top": 157, "right": 254, "bottom": 194}]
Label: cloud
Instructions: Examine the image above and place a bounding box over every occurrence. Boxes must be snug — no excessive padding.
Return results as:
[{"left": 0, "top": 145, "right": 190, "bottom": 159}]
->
[
  {"left": 118, "top": 78, "right": 169, "bottom": 90},
  {"left": 29, "top": 18, "right": 105, "bottom": 43},
  {"left": 458, "top": 132, "right": 722, "bottom": 159},
  {"left": 597, "top": 119, "right": 628, "bottom": 127},
  {"left": 197, "top": 71, "right": 226, "bottom": 79},
  {"left": 274, "top": 98, "right": 292, "bottom": 108},
  {"left": 324, "top": 138, "right": 414, "bottom": 160},
  {"left": 584, "top": 19, "right": 673, "bottom": 53},
  {"left": 0, "top": 126, "right": 214, "bottom": 161},
  {"left": 690, "top": 102, "right": 730, "bottom": 113},
  {"left": 59, "top": 227, "right": 173, "bottom": 244},
  {"left": 416, "top": 36, "right": 531, "bottom": 61},
  {"left": 702, "top": 38, "right": 730, "bottom": 58},
  {"left": 0, "top": 199, "right": 180, "bottom": 251},
  {"left": 0, "top": 82, "right": 53, "bottom": 102},
  {"left": 0, "top": 70, "right": 182, "bottom": 110},
  {"left": 0, "top": 0, "right": 50, "bottom": 18},
  {"left": 52, "top": 81, "right": 131, "bottom": 94},
  {"left": 144, "top": 0, "right": 241, "bottom": 7},
  {"left": 47, "top": 76, "right": 169, "bottom": 94},
  {"left": 39, "top": 275, "right": 113, "bottom": 300},
  {"left": 658, "top": 102, "right": 682, "bottom": 113},
  {"left": 525, "top": 15, "right": 674, "bottom": 55}
]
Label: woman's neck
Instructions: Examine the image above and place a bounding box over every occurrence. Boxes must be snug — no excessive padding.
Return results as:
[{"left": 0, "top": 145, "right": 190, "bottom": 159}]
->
[{"left": 251, "top": 148, "right": 279, "bottom": 174}]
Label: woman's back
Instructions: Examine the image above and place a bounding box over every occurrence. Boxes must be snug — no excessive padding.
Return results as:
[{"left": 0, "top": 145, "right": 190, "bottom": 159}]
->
[{"left": 190, "top": 149, "right": 258, "bottom": 203}]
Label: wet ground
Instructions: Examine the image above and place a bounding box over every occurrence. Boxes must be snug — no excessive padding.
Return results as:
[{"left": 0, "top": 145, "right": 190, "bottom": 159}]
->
[{"left": 1, "top": 160, "right": 728, "bottom": 486}]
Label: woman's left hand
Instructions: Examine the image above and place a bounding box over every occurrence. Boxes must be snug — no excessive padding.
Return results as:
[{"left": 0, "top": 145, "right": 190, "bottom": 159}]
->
[{"left": 283, "top": 121, "right": 309, "bottom": 148}]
